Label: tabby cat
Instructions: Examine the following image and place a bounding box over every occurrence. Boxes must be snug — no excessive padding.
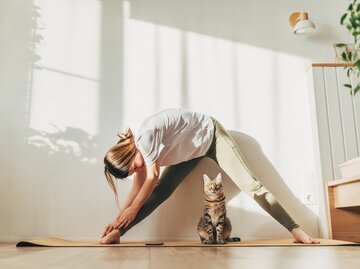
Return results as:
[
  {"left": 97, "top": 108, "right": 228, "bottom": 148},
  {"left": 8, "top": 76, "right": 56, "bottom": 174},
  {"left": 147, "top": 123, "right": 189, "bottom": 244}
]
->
[{"left": 197, "top": 173, "right": 240, "bottom": 244}]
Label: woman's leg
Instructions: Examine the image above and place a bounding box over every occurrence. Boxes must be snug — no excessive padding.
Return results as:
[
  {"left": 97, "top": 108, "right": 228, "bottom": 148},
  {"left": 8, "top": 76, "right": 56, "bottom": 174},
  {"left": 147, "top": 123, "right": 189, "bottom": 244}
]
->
[
  {"left": 206, "top": 119, "right": 299, "bottom": 232},
  {"left": 118, "top": 157, "right": 202, "bottom": 236}
]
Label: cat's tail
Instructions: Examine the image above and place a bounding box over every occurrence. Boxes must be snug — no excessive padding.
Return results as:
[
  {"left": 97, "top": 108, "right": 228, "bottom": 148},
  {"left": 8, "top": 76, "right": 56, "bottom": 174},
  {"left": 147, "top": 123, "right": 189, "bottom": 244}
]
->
[{"left": 225, "top": 237, "right": 241, "bottom": 242}]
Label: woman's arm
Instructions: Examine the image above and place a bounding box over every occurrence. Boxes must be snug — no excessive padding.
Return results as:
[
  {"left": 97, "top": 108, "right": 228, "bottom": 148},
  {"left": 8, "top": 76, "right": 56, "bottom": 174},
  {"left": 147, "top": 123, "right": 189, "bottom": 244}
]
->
[
  {"left": 118, "top": 171, "right": 146, "bottom": 214},
  {"left": 102, "top": 169, "right": 147, "bottom": 238},
  {"left": 130, "top": 160, "right": 160, "bottom": 210},
  {"left": 115, "top": 160, "right": 160, "bottom": 229}
]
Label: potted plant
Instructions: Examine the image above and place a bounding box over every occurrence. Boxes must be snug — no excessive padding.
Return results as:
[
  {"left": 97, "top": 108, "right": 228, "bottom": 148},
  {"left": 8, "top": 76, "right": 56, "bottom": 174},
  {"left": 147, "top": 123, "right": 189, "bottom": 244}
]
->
[{"left": 335, "top": 0, "right": 360, "bottom": 95}]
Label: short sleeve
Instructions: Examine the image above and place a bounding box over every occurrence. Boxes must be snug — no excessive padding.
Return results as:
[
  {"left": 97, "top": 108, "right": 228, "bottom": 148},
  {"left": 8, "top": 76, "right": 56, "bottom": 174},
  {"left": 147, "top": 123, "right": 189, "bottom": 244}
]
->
[{"left": 136, "top": 129, "right": 163, "bottom": 165}]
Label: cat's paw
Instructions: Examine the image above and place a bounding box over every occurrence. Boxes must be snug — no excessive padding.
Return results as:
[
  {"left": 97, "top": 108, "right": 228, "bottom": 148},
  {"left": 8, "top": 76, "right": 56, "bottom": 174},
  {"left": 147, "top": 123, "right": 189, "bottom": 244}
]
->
[
  {"left": 217, "top": 239, "right": 226, "bottom": 244},
  {"left": 202, "top": 239, "right": 216, "bottom": 244}
]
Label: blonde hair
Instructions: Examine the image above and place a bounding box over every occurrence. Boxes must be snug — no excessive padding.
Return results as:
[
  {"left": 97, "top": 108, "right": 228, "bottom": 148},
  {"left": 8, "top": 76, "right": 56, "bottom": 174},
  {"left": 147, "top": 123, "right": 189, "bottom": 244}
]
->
[{"left": 104, "top": 128, "right": 136, "bottom": 205}]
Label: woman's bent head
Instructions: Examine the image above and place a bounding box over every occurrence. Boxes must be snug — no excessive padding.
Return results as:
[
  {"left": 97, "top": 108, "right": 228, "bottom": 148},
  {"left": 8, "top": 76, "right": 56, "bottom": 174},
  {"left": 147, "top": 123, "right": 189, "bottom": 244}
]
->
[{"left": 104, "top": 128, "right": 136, "bottom": 203}]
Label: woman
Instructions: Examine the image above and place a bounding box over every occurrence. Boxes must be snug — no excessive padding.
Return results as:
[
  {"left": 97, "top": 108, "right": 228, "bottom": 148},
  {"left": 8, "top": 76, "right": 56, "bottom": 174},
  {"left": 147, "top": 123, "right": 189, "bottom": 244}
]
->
[{"left": 100, "top": 109, "right": 319, "bottom": 244}]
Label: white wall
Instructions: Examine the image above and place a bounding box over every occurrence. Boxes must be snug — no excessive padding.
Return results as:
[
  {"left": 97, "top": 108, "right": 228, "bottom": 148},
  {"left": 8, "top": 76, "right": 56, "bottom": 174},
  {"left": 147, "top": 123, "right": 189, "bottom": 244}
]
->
[{"left": 0, "top": 0, "right": 351, "bottom": 242}]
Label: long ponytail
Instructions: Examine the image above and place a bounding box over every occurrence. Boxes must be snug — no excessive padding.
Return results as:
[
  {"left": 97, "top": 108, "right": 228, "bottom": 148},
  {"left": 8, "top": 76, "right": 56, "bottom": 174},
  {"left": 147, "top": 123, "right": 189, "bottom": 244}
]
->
[{"left": 103, "top": 128, "right": 136, "bottom": 206}]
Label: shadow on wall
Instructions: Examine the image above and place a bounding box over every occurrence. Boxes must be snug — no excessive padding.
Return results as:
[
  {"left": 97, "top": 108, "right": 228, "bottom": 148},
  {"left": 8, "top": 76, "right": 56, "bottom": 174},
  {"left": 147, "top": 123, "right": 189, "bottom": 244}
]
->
[
  {"left": 0, "top": 1, "right": 44, "bottom": 238},
  {"left": 0, "top": 0, "right": 123, "bottom": 240},
  {"left": 128, "top": 0, "right": 346, "bottom": 60},
  {"left": 228, "top": 131, "right": 319, "bottom": 236},
  {"left": 0, "top": 1, "right": 42, "bottom": 138},
  {"left": 9, "top": 125, "right": 114, "bottom": 239},
  {"left": 122, "top": 131, "right": 319, "bottom": 241},
  {"left": 27, "top": 126, "right": 100, "bottom": 163}
]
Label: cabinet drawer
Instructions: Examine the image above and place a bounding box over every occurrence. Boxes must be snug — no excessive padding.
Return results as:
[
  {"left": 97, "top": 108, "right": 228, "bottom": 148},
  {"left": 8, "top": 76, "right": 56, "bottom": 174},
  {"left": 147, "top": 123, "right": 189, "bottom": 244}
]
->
[{"left": 331, "top": 179, "right": 360, "bottom": 208}]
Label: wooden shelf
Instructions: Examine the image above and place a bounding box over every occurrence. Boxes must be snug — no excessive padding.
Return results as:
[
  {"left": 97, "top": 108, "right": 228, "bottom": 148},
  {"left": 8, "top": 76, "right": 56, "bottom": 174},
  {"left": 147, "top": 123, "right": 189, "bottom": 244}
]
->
[{"left": 312, "top": 63, "right": 353, "bottom": 67}]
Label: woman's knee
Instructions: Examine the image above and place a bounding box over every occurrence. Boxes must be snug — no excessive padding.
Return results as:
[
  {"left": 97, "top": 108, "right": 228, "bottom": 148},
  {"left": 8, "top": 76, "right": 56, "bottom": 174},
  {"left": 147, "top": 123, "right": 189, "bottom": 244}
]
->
[{"left": 240, "top": 179, "right": 264, "bottom": 194}]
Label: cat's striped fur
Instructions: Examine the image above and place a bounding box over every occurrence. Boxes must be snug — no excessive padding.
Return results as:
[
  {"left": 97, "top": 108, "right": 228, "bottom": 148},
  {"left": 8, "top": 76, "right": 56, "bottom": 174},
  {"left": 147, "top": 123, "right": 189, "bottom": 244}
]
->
[{"left": 197, "top": 173, "right": 240, "bottom": 244}]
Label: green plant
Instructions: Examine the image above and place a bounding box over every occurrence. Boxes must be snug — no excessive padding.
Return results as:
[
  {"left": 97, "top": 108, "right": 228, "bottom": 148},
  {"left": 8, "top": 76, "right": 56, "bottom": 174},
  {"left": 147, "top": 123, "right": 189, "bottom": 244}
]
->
[{"left": 336, "top": 0, "right": 360, "bottom": 95}]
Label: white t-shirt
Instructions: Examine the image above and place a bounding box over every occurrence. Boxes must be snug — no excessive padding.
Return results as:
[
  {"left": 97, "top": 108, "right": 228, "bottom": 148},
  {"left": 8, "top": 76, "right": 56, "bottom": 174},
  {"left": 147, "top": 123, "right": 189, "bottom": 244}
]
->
[{"left": 133, "top": 109, "right": 214, "bottom": 166}]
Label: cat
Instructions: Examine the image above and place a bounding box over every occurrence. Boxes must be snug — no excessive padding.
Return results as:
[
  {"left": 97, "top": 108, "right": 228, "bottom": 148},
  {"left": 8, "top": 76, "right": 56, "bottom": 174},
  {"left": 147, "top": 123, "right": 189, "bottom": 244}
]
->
[{"left": 197, "top": 173, "right": 241, "bottom": 244}]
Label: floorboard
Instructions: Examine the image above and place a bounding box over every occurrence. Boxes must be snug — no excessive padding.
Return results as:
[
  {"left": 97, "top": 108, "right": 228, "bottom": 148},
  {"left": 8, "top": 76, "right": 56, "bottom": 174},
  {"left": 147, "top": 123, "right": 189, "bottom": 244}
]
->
[{"left": 1, "top": 243, "right": 360, "bottom": 269}]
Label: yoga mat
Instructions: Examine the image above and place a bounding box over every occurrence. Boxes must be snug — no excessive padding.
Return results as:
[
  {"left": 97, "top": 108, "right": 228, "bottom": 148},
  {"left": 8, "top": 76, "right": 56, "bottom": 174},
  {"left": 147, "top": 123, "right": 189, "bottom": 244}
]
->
[{"left": 16, "top": 237, "right": 360, "bottom": 247}]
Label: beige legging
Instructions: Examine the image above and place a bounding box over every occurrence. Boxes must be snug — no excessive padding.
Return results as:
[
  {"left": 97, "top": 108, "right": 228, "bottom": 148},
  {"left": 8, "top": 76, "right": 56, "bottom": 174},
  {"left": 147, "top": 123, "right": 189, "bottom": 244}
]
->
[
  {"left": 119, "top": 118, "right": 299, "bottom": 236},
  {"left": 205, "top": 118, "right": 299, "bottom": 232}
]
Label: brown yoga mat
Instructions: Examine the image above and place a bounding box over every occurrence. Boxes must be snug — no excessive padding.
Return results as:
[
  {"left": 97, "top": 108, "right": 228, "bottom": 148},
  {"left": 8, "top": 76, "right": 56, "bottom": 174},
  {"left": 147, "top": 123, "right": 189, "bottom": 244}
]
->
[{"left": 16, "top": 237, "right": 360, "bottom": 247}]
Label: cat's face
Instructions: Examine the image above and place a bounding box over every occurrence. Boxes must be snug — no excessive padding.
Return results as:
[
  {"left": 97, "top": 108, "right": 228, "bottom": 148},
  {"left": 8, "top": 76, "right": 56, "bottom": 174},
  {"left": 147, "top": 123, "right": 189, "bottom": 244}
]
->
[{"left": 203, "top": 173, "right": 223, "bottom": 194}]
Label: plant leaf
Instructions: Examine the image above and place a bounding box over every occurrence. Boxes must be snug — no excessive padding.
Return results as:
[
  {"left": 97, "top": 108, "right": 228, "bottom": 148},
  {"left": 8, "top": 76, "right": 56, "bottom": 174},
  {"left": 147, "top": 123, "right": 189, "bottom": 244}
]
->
[
  {"left": 344, "top": 83, "right": 352, "bottom": 88},
  {"left": 354, "top": 84, "right": 360, "bottom": 95},
  {"left": 336, "top": 43, "right": 347, "bottom": 47},
  {"left": 350, "top": 17, "right": 357, "bottom": 29},
  {"left": 347, "top": 68, "right": 352, "bottom": 77},
  {"left": 341, "top": 13, "right": 348, "bottom": 24},
  {"left": 341, "top": 51, "right": 348, "bottom": 61},
  {"left": 355, "top": 59, "right": 360, "bottom": 68}
]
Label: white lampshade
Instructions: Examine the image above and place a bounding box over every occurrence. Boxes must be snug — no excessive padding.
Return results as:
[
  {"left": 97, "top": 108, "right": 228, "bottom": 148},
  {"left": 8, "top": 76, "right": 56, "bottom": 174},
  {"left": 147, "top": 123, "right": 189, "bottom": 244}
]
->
[
  {"left": 289, "top": 12, "right": 316, "bottom": 35},
  {"left": 293, "top": 19, "right": 316, "bottom": 34}
]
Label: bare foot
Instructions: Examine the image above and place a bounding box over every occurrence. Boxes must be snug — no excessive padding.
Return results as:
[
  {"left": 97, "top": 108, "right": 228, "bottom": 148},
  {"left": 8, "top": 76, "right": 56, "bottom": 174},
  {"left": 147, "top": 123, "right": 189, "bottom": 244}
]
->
[
  {"left": 291, "top": 227, "right": 320, "bottom": 244},
  {"left": 99, "top": 229, "right": 121, "bottom": 244}
]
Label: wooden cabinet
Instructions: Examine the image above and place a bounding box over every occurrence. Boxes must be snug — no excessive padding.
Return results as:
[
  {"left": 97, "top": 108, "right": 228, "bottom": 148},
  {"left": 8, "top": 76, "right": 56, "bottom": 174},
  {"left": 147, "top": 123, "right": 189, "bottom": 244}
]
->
[{"left": 326, "top": 178, "right": 360, "bottom": 242}]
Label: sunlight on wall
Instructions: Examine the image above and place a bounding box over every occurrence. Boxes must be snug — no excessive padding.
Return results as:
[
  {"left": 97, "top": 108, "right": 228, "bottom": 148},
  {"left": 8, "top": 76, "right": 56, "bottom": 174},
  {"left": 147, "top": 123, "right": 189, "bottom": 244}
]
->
[
  {"left": 27, "top": 0, "right": 101, "bottom": 162},
  {"left": 122, "top": 6, "right": 315, "bottom": 203},
  {"left": 187, "top": 32, "right": 239, "bottom": 112},
  {"left": 123, "top": 0, "right": 183, "bottom": 129},
  {"left": 29, "top": 0, "right": 101, "bottom": 140}
]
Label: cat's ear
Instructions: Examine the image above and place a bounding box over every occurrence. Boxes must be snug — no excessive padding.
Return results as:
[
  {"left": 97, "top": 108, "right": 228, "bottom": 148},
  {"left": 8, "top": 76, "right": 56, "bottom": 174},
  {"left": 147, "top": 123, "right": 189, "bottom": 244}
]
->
[
  {"left": 214, "top": 173, "right": 222, "bottom": 184},
  {"left": 203, "top": 174, "right": 211, "bottom": 184}
]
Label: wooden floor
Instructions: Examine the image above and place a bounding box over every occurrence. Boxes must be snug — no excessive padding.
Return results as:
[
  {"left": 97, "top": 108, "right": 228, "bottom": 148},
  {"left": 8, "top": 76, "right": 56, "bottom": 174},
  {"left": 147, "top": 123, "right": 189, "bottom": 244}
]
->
[{"left": 1, "top": 243, "right": 360, "bottom": 269}]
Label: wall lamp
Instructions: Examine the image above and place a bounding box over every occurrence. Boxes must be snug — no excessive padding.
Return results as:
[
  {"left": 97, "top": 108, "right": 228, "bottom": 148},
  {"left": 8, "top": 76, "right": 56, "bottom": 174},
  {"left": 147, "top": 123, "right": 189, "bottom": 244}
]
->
[{"left": 289, "top": 12, "right": 316, "bottom": 35}]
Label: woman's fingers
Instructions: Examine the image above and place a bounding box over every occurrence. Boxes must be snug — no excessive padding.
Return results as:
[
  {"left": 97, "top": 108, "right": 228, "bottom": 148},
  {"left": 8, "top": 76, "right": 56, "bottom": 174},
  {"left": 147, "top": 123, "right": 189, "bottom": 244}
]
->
[
  {"left": 124, "top": 219, "right": 131, "bottom": 228},
  {"left": 102, "top": 224, "right": 115, "bottom": 238},
  {"left": 117, "top": 220, "right": 126, "bottom": 229},
  {"left": 107, "top": 226, "right": 114, "bottom": 234},
  {"left": 102, "top": 229, "right": 110, "bottom": 238},
  {"left": 101, "top": 229, "right": 106, "bottom": 237},
  {"left": 113, "top": 221, "right": 121, "bottom": 229},
  {"left": 117, "top": 218, "right": 130, "bottom": 229},
  {"left": 123, "top": 216, "right": 135, "bottom": 228},
  {"left": 102, "top": 225, "right": 111, "bottom": 237}
]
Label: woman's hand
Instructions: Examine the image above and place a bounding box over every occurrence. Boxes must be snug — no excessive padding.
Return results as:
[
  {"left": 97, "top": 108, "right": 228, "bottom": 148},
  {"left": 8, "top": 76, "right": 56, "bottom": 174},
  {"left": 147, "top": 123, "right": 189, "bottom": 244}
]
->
[
  {"left": 291, "top": 227, "right": 320, "bottom": 244},
  {"left": 101, "top": 206, "right": 138, "bottom": 238},
  {"left": 102, "top": 222, "right": 120, "bottom": 238},
  {"left": 113, "top": 206, "right": 139, "bottom": 229}
]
